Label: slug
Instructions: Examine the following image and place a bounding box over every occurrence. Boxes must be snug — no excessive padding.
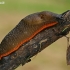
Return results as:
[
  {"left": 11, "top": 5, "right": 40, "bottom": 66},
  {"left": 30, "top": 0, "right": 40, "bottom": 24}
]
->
[{"left": 0, "top": 11, "right": 61, "bottom": 59}]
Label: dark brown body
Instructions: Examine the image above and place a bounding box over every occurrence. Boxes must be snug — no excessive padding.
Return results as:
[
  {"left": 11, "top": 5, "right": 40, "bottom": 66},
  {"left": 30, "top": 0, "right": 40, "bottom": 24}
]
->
[{"left": 0, "top": 11, "right": 61, "bottom": 59}]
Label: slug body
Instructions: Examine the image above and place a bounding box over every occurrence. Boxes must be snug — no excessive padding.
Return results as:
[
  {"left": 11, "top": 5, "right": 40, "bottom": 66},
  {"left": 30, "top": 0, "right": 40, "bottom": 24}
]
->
[{"left": 0, "top": 11, "right": 60, "bottom": 59}]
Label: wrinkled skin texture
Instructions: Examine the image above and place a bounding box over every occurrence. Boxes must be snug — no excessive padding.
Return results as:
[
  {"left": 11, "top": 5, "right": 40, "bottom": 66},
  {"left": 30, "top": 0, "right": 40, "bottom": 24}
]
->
[{"left": 0, "top": 11, "right": 61, "bottom": 59}]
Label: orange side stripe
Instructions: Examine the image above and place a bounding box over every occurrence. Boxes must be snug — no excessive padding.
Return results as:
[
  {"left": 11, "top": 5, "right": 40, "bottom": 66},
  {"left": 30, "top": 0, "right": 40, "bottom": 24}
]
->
[{"left": 0, "top": 22, "right": 58, "bottom": 59}]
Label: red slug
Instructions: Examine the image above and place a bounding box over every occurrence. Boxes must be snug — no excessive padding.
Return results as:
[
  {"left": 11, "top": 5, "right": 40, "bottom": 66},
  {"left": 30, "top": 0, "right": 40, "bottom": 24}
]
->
[{"left": 0, "top": 11, "right": 60, "bottom": 59}]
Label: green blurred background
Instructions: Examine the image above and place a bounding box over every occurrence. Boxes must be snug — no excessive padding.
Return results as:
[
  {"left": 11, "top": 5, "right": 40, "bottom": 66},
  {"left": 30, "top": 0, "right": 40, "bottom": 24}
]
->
[{"left": 0, "top": 0, "right": 70, "bottom": 70}]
